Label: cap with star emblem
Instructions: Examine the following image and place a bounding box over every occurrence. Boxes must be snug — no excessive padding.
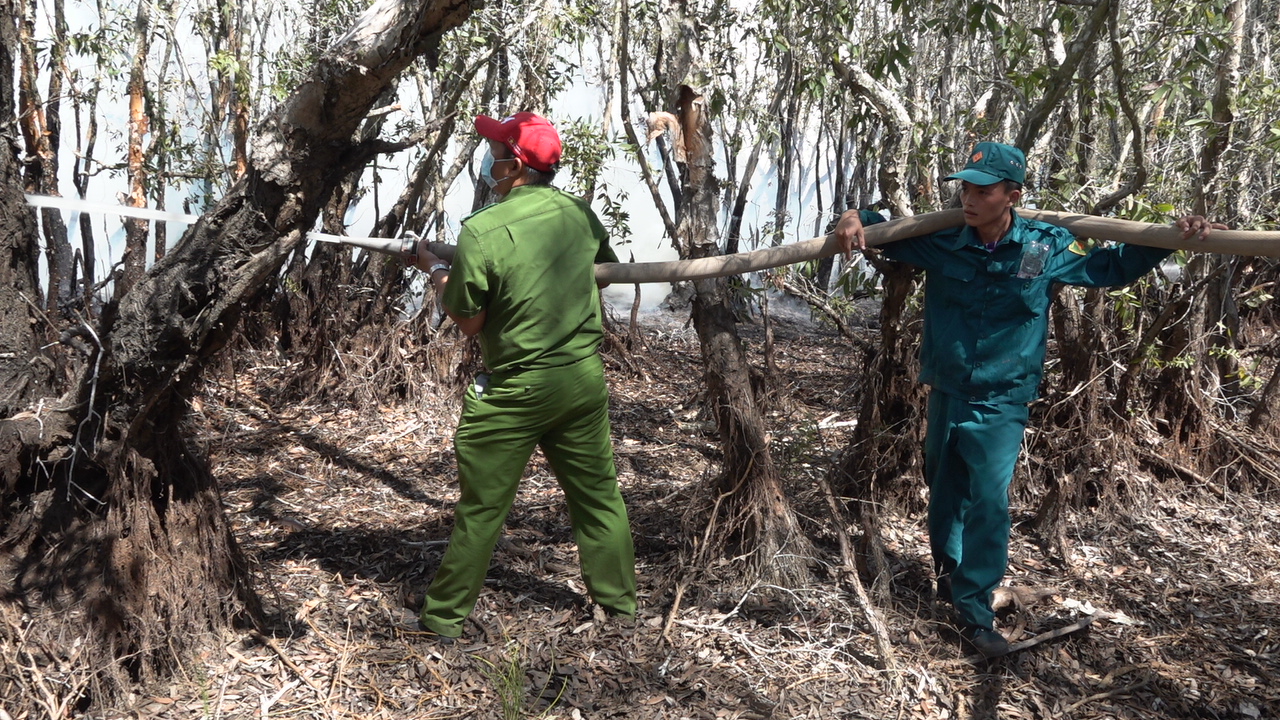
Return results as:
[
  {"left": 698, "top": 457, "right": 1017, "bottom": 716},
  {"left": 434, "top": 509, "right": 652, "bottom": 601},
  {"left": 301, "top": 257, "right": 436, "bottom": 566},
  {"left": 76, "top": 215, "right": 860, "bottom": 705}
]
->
[{"left": 944, "top": 142, "right": 1026, "bottom": 185}]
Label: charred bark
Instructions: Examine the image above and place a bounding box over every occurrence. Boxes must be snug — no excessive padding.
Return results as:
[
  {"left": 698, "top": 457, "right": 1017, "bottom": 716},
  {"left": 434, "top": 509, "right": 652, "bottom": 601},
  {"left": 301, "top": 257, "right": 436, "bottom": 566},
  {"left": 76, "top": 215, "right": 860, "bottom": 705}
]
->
[
  {"left": 17, "top": 0, "right": 73, "bottom": 314},
  {"left": 0, "top": 4, "right": 52, "bottom": 416},
  {"left": 0, "top": 135, "right": 54, "bottom": 414},
  {"left": 0, "top": 0, "right": 11, "bottom": 129}
]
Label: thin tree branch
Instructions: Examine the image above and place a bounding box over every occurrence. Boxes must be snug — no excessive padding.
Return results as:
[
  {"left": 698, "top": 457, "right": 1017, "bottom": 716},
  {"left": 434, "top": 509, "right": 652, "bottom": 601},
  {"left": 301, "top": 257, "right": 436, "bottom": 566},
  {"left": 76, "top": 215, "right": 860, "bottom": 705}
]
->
[
  {"left": 1091, "top": 0, "right": 1147, "bottom": 215},
  {"left": 617, "top": 0, "right": 679, "bottom": 247},
  {"left": 1014, "top": 0, "right": 1113, "bottom": 151}
]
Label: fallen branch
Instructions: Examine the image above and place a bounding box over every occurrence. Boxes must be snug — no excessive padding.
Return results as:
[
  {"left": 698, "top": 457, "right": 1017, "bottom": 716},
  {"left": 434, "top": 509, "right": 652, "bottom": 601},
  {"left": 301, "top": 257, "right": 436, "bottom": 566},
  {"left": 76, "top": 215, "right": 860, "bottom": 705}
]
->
[
  {"left": 1062, "top": 677, "right": 1153, "bottom": 715},
  {"left": 960, "top": 611, "right": 1108, "bottom": 664},
  {"left": 250, "top": 629, "right": 327, "bottom": 698},
  {"left": 815, "top": 472, "right": 898, "bottom": 676}
]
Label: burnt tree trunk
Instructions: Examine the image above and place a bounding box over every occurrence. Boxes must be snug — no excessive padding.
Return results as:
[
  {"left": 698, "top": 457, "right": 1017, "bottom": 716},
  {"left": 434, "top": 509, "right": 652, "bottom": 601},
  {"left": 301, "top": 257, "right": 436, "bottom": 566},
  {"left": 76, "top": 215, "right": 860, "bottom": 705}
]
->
[
  {"left": 17, "top": 0, "right": 73, "bottom": 314},
  {"left": 0, "top": 0, "right": 476, "bottom": 703},
  {"left": 1, "top": 1, "right": 54, "bottom": 414},
  {"left": 0, "top": 142, "right": 54, "bottom": 415},
  {"left": 267, "top": 90, "right": 396, "bottom": 395}
]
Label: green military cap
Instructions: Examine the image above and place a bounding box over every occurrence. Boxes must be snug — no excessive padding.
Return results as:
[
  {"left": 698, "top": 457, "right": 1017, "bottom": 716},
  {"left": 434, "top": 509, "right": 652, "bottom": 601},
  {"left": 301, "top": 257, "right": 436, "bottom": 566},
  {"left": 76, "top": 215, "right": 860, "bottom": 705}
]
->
[{"left": 944, "top": 142, "right": 1026, "bottom": 185}]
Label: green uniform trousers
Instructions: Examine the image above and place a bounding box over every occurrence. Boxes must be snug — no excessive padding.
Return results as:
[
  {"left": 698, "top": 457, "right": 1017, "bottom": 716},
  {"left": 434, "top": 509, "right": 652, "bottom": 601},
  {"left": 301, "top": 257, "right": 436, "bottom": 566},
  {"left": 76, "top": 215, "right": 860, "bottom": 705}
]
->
[
  {"left": 924, "top": 390, "right": 1030, "bottom": 631},
  {"left": 419, "top": 353, "right": 637, "bottom": 637}
]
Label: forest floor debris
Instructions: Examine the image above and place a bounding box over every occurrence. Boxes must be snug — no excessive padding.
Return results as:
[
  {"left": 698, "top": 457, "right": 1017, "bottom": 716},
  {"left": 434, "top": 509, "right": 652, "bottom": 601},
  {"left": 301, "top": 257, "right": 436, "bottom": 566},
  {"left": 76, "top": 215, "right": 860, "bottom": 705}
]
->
[{"left": 8, "top": 310, "right": 1278, "bottom": 719}]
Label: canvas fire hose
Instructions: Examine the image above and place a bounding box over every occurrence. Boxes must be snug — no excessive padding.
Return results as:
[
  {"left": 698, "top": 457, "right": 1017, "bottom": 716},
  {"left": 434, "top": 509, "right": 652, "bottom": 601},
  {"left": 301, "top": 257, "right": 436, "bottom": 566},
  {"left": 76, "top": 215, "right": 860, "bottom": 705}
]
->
[
  {"left": 361, "top": 209, "right": 1280, "bottom": 284},
  {"left": 23, "top": 194, "right": 1280, "bottom": 285}
]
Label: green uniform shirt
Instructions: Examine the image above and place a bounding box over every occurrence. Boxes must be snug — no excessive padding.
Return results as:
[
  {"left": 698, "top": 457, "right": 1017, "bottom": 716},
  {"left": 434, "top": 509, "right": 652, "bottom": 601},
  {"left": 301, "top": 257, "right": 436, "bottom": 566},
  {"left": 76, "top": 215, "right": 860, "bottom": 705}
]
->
[
  {"left": 861, "top": 209, "right": 1173, "bottom": 404},
  {"left": 444, "top": 185, "right": 619, "bottom": 373}
]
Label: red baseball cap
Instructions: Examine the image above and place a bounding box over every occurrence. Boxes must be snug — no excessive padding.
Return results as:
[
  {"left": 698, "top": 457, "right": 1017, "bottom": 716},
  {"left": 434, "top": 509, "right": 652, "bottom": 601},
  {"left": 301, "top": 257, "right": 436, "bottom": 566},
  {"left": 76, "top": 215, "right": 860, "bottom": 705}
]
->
[{"left": 474, "top": 112, "right": 562, "bottom": 173}]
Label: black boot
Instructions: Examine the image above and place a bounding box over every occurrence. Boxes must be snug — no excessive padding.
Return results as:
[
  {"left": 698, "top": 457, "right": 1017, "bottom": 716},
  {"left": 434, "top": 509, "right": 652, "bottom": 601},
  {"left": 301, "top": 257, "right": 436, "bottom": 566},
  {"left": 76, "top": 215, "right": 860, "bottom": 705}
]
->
[
  {"left": 962, "top": 625, "right": 1010, "bottom": 659},
  {"left": 935, "top": 574, "right": 953, "bottom": 604}
]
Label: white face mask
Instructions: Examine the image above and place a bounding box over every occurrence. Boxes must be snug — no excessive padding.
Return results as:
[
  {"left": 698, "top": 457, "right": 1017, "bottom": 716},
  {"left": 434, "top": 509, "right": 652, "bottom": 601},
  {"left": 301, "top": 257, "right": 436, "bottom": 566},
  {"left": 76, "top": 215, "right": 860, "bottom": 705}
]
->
[
  {"left": 479, "top": 150, "right": 514, "bottom": 189},
  {"left": 479, "top": 150, "right": 499, "bottom": 188}
]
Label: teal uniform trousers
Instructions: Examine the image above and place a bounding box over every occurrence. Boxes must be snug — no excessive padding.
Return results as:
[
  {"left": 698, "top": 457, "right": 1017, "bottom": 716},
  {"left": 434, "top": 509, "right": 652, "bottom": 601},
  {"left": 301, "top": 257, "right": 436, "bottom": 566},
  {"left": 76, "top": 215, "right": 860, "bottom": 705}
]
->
[{"left": 925, "top": 391, "right": 1029, "bottom": 631}]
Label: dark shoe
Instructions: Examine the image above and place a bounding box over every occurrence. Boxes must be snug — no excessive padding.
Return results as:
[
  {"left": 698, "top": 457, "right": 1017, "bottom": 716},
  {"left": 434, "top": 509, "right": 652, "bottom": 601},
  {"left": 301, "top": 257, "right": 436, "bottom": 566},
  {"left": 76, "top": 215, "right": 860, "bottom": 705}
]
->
[
  {"left": 410, "top": 621, "right": 457, "bottom": 645},
  {"left": 935, "top": 575, "right": 953, "bottom": 604},
  {"left": 602, "top": 613, "right": 638, "bottom": 637},
  {"left": 399, "top": 609, "right": 457, "bottom": 645},
  {"left": 962, "top": 625, "right": 1010, "bottom": 659}
]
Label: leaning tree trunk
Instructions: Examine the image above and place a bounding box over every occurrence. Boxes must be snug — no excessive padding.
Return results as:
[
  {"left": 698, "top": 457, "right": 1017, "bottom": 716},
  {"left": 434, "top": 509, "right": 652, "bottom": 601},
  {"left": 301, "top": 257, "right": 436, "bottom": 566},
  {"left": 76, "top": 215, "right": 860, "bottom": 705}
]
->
[
  {"left": 266, "top": 89, "right": 398, "bottom": 395},
  {"left": 0, "top": 139, "right": 54, "bottom": 415},
  {"left": 831, "top": 59, "right": 913, "bottom": 219},
  {"left": 0, "top": 0, "right": 476, "bottom": 704}
]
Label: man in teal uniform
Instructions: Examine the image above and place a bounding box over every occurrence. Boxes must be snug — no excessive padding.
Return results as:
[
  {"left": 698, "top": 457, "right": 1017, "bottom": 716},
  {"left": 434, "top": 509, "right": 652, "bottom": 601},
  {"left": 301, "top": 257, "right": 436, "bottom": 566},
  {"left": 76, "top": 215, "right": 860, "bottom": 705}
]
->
[
  {"left": 412, "top": 112, "right": 636, "bottom": 641},
  {"left": 835, "top": 142, "right": 1220, "bottom": 657}
]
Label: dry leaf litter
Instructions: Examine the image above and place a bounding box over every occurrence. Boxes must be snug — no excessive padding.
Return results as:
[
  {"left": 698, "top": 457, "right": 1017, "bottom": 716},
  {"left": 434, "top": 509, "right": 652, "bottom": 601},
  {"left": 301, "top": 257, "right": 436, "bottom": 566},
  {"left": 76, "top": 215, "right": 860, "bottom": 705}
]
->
[{"left": 20, "top": 305, "right": 1279, "bottom": 720}]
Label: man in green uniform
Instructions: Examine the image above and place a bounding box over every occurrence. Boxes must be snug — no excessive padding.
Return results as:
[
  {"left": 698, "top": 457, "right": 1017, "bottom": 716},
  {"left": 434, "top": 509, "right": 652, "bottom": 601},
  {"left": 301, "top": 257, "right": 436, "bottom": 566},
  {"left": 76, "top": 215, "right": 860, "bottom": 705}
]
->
[
  {"left": 834, "top": 142, "right": 1220, "bottom": 658},
  {"left": 411, "top": 112, "right": 636, "bottom": 641}
]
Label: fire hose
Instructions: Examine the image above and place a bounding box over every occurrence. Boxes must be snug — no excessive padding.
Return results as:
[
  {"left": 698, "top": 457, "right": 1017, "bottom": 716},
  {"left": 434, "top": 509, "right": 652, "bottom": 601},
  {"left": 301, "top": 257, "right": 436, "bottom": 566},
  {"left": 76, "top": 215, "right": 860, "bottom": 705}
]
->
[
  {"left": 366, "top": 209, "right": 1280, "bottom": 284},
  {"left": 23, "top": 194, "right": 1280, "bottom": 284}
]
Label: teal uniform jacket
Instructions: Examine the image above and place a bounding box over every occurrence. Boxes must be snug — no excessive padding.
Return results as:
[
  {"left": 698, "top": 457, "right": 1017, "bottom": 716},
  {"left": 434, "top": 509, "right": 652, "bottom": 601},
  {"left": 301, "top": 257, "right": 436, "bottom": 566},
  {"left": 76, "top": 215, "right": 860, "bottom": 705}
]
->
[
  {"left": 860, "top": 207, "right": 1172, "bottom": 630},
  {"left": 420, "top": 185, "right": 635, "bottom": 638},
  {"left": 860, "top": 208, "right": 1173, "bottom": 403}
]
